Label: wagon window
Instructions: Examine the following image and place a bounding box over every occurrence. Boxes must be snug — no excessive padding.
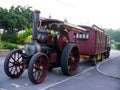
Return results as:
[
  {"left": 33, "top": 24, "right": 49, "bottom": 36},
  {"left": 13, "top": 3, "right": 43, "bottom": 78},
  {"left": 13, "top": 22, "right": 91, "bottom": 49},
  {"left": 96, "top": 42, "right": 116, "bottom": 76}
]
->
[
  {"left": 82, "top": 34, "right": 86, "bottom": 39},
  {"left": 79, "top": 34, "right": 82, "bottom": 38},
  {"left": 76, "top": 33, "right": 79, "bottom": 38},
  {"left": 86, "top": 33, "right": 89, "bottom": 39},
  {"left": 75, "top": 33, "right": 89, "bottom": 39}
]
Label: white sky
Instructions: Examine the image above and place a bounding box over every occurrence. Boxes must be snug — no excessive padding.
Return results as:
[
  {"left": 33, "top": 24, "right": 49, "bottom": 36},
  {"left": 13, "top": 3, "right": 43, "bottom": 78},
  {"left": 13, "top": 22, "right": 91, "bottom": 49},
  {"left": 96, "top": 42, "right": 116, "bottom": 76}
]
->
[{"left": 0, "top": 0, "right": 120, "bottom": 29}]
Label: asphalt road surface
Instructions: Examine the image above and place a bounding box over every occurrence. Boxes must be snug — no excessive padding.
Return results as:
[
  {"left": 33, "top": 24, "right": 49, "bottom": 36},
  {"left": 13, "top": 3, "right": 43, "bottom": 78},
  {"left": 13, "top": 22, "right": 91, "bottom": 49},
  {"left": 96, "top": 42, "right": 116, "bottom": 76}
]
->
[{"left": 0, "top": 50, "right": 120, "bottom": 90}]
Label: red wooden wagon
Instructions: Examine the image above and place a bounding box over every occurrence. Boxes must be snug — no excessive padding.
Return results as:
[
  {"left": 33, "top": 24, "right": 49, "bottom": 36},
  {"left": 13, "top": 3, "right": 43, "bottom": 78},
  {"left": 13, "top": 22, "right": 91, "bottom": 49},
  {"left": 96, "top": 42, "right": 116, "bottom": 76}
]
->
[{"left": 77, "top": 24, "right": 111, "bottom": 65}]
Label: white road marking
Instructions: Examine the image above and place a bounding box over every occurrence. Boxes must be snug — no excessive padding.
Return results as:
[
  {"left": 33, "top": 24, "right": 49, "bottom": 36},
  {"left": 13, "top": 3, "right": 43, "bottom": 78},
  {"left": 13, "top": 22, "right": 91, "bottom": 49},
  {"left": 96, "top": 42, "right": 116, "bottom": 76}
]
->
[
  {"left": 11, "top": 83, "right": 21, "bottom": 88},
  {"left": 96, "top": 56, "right": 120, "bottom": 79},
  {"left": 41, "top": 67, "right": 94, "bottom": 90},
  {"left": 0, "top": 88, "right": 6, "bottom": 90},
  {"left": 24, "top": 83, "right": 29, "bottom": 86}
]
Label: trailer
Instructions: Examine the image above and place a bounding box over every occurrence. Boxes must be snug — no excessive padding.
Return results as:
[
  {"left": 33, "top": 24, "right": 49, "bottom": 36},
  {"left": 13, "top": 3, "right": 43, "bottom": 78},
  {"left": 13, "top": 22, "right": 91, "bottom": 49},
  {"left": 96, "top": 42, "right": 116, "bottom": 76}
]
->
[{"left": 77, "top": 25, "right": 111, "bottom": 65}]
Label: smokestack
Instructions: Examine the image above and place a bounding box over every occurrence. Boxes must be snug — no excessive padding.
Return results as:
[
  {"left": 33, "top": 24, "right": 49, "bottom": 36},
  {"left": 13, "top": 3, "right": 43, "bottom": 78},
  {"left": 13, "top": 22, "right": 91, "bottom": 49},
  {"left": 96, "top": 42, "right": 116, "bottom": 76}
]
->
[{"left": 32, "top": 10, "right": 40, "bottom": 43}]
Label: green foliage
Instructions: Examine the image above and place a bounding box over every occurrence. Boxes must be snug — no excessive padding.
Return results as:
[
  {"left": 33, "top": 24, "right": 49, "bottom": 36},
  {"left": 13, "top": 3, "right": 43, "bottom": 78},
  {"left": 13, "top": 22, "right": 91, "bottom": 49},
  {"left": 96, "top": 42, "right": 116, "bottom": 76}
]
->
[
  {"left": 0, "top": 40, "right": 18, "bottom": 50},
  {"left": 105, "top": 29, "right": 120, "bottom": 42},
  {"left": 0, "top": 5, "right": 33, "bottom": 34},
  {"left": 17, "top": 29, "right": 32, "bottom": 44},
  {"left": 0, "top": 41, "right": 3, "bottom": 49},
  {"left": 1, "top": 32, "right": 17, "bottom": 43},
  {"left": 25, "top": 35, "right": 32, "bottom": 43},
  {"left": 17, "top": 33, "right": 25, "bottom": 44},
  {"left": 105, "top": 28, "right": 120, "bottom": 50},
  {"left": 115, "top": 42, "right": 120, "bottom": 50},
  {"left": 3, "top": 43, "right": 18, "bottom": 50}
]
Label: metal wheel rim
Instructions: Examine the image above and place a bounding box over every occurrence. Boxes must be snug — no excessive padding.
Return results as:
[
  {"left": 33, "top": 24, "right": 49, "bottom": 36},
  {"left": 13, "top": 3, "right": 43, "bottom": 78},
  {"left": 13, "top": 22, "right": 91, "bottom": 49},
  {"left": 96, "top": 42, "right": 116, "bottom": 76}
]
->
[
  {"left": 68, "top": 46, "right": 80, "bottom": 75},
  {"left": 5, "top": 50, "right": 25, "bottom": 78},
  {"left": 32, "top": 54, "right": 48, "bottom": 83}
]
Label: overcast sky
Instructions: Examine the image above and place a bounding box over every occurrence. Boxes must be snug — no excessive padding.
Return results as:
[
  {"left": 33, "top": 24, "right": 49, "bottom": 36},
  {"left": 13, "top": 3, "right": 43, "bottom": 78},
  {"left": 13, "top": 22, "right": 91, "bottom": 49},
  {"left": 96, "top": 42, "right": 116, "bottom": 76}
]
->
[{"left": 0, "top": 0, "right": 120, "bottom": 29}]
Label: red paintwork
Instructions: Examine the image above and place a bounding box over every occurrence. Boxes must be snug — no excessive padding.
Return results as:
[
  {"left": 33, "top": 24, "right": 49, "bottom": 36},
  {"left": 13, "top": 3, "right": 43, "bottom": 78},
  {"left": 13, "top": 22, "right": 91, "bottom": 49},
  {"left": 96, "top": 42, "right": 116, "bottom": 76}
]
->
[
  {"left": 41, "top": 18, "right": 86, "bottom": 52},
  {"left": 49, "top": 53, "right": 57, "bottom": 63},
  {"left": 77, "top": 25, "right": 106, "bottom": 55},
  {"left": 68, "top": 31, "right": 75, "bottom": 42},
  {"left": 41, "top": 18, "right": 108, "bottom": 55},
  {"left": 47, "top": 36, "right": 55, "bottom": 44},
  {"left": 57, "top": 31, "right": 69, "bottom": 51}
]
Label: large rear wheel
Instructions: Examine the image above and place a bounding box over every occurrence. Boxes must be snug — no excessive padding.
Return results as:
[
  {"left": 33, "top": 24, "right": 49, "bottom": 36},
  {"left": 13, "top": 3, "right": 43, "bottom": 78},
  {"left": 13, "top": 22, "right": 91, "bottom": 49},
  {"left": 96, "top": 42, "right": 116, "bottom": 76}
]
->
[
  {"left": 61, "top": 43, "right": 80, "bottom": 75},
  {"left": 4, "top": 49, "right": 25, "bottom": 78},
  {"left": 28, "top": 52, "right": 49, "bottom": 84}
]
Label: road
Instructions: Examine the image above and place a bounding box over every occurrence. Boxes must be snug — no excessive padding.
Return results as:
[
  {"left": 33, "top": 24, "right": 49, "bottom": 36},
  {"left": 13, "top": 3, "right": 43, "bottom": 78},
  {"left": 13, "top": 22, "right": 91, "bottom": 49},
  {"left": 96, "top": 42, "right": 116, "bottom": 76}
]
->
[{"left": 0, "top": 50, "right": 120, "bottom": 90}]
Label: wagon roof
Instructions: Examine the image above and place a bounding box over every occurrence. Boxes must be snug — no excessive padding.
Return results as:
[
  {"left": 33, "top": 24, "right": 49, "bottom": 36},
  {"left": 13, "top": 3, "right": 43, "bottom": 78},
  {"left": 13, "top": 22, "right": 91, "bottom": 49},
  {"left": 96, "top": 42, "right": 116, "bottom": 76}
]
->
[
  {"left": 40, "top": 18, "right": 86, "bottom": 33},
  {"left": 78, "top": 24, "right": 105, "bottom": 33},
  {"left": 41, "top": 18, "right": 63, "bottom": 23}
]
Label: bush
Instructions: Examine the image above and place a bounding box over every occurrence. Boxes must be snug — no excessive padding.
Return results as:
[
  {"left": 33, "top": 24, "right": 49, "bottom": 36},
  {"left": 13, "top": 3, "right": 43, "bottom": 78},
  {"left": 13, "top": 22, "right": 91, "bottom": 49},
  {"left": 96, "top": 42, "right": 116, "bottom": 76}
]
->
[
  {"left": 3, "top": 43, "right": 18, "bottom": 50},
  {"left": 0, "top": 41, "right": 4, "bottom": 49},
  {"left": 1, "top": 32, "right": 17, "bottom": 43},
  {"left": 17, "top": 33, "right": 25, "bottom": 44},
  {"left": 116, "top": 43, "right": 120, "bottom": 50},
  {"left": 17, "top": 29, "right": 32, "bottom": 44},
  {"left": 25, "top": 35, "right": 32, "bottom": 43}
]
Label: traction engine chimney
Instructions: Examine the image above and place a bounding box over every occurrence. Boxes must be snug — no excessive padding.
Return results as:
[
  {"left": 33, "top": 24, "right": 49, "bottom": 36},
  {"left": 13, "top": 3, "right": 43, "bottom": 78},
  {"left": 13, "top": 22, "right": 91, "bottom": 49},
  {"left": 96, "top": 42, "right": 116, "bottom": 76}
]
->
[{"left": 32, "top": 10, "right": 40, "bottom": 43}]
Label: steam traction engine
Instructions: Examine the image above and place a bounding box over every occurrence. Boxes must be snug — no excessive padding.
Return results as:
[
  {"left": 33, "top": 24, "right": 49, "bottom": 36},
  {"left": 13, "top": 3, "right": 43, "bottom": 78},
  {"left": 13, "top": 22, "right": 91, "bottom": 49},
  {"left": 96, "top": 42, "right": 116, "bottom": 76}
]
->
[{"left": 4, "top": 10, "right": 86, "bottom": 84}]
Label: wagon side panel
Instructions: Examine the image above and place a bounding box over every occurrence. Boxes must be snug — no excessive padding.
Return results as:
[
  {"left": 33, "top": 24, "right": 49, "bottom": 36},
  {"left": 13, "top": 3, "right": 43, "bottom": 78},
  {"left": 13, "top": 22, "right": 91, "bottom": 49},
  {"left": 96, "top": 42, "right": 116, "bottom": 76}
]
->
[
  {"left": 77, "top": 30, "right": 96, "bottom": 55},
  {"left": 95, "top": 31, "right": 106, "bottom": 54}
]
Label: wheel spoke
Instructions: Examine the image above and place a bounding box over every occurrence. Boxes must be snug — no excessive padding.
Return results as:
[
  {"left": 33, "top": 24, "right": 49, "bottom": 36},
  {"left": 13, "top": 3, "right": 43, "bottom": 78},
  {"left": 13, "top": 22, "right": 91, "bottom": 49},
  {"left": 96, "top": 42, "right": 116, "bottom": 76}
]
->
[
  {"left": 11, "top": 56, "right": 15, "bottom": 61},
  {"left": 13, "top": 53, "right": 16, "bottom": 61},
  {"left": 33, "top": 64, "right": 38, "bottom": 70},
  {"left": 37, "top": 71, "right": 42, "bottom": 80},
  {"left": 13, "top": 67, "right": 16, "bottom": 75},
  {"left": 19, "top": 61, "right": 24, "bottom": 66},
  {"left": 39, "top": 56, "right": 44, "bottom": 65},
  {"left": 9, "top": 65, "right": 14, "bottom": 68},
  {"left": 17, "top": 55, "right": 22, "bottom": 61},
  {"left": 9, "top": 61, "right": 14, "bottom": 64},
  {"left": 9, "top": 66, "right": 14, "bottom": 73},
  {"left": 18, "top": 66, "right": 21, "bottom": 71},
  {"left": 16, "top": 67, "right": 19, "bottom": 74}
]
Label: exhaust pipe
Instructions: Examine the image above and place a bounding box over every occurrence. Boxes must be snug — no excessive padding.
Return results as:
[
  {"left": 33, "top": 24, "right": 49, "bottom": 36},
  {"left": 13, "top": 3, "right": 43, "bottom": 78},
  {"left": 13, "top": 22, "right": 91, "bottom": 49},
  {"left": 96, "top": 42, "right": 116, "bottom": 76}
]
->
[{"left": 32, "top": 10, "right": 40, "bottom": 43}]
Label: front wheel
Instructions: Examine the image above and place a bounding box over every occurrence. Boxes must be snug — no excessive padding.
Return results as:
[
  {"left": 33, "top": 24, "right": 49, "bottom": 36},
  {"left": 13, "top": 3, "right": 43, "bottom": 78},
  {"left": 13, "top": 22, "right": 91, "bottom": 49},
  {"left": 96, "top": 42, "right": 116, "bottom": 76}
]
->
[
  {"left": 61, "top": 43, "right": 80, "bottom": 76},
  {"left": 28, "top": 52, "right": 49, "bottom": 84},
  {"left": 4, "top": 49, "right": 25, "bottom": 78}
]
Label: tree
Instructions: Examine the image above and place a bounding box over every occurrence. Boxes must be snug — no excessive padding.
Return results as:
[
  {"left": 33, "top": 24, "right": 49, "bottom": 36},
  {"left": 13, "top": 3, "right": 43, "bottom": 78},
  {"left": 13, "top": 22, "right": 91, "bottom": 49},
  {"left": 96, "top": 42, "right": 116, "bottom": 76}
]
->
[
  {"left": 0, "top": 5, "right": 33, "bottom": 34},
  {"left": 0, "top": 7, "right": 8, "bottom": 31},
  {"left": 105, "top": 28, "right": 120, "bottom": 42},
  {"left": 0, "top": 6, "right": 33, "bottom": 43},
  {"left": 64, "top": 18, "right": 68, "bottom": 23}
]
